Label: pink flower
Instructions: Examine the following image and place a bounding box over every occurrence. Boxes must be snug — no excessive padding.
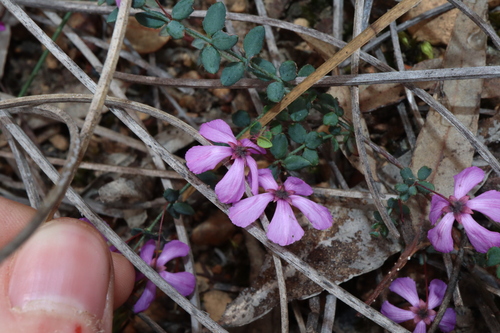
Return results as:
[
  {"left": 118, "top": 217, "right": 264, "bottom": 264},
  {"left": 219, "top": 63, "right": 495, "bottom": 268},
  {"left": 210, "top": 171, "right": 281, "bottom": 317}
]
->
[
  {"left": 115, "top": 0, "right": 121, "bottom": 6},
  {"left": 185, "top": 119, "right": 265, "bottom": 203},
  {"left": 428, "top": 166, "right": 500, "bottom": 253},
  {"left": 381, "top": 277, "right": 456, "bottom": 333},
  {"left": 134, "top": 240, "right": 196, "bottom": 313},
  {"left": 228, "top": 168, "right": 332, "bottom": 246},
  {"left": 0, "top": 22, "right": 5, "bottom": 32}
]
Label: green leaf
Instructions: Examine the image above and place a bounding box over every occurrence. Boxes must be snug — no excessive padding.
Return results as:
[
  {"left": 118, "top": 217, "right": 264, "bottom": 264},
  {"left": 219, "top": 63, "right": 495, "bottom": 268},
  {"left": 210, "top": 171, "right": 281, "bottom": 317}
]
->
[
  {"left": 200, "top": 45, "right": 220, "bottom": 74},
  {"left": 212, "top": 31, "right": 238, "bottom": 50},
  {"left": 203, "top": 2, "right": 226, "bottom": 36},
  {"left": 497, "top": 266, "right": 500, "bottom": 279},
  {"left": 257, "top": 137, "right": 273, "bottom": 148},
  {"left": 400, "top": 167, "right": 415, "bottom": 181},
  {"left": 331, "top": 137, "right": 339, "bottom": 152},
  {"left": 417, "top": 166, "right": 432, "bottom": 180},
  {"left": 244, "top": 26, "right": 265, "bottom": 58},
  {"left": 232, "top": 110, "right": 251, "bottom": 127},
  {"left": 167, "top": 205, "right": 180, "bottom": 218},
  {"left": 105, "top": 0, "right": 115, "bottom": 5},
  {"left": 173, "top": 202, "right": 195, "bottom": 215},
  {"left": 249, "top": 122, "right": 262, "bottom": 135},
  {"left": 163, "top": 188, "right": 180, "bottom": 202},
  {"left": 420, "top": 41, "right": 434, "bottom": 60},
  {"left": 270, "top": 134, "right": 288, "bottom": 159},
  {"left": 305, "top": 132, "right": 323, "bottom": 149},
  {"left": 220, "top": 62, "right": 245, "bottom": 86},
  {"left": 288, "top": 97, "right": 307, "bottom": 114},
  {"left": 267, "top": 81, "right": 284, "bottom": 102},
  {"left": 297, "top": 64, "right": 315, "bottom": 76},
  {"left": 487, "top": 247, "right": 500, "bottom": 266},
  {"left": 252, "top": 58, "right": 276, "bottom": 80},
  {"left": 132, "top": 0, "right": 146, "bottom": 8},
  {"left": 416, "top": 181, "right": 434, "bottom": 194},
  {"left": 270, "top": 124, "right": 282, "bottom": 135},
  {"left": 290, "top": 110, "right": 308, "bottom": 122},
  {"left": 302, "top": 148, "right": 319, "bottom": 166},
  {"left": 107, "top": 8, "right": 119, "bottom": 23},
  {"left": 288, "top": 123, "right": 306, "bottom": 144},
  {"left": 135, "top": 12, "right": 166, "bottom": 29},
  {"left": 279, "top": 61, "right": 297, "bottom": 81},
  {"left": 172, "top": 0, "right": 194, "bottom": 20},
  {"left": 323, "top": 112, "right": 338, "bottom": 126},
  {"left": 408, "top": 185, "right": 417, "bottom": 196},
  {"left": 395, "top": 183, "right": 409, "bottom": 193},
  {"left": 283, "top": 155, "right": 311, "bottom": 171},
  {"left": 192, "top": 38, "right": 206, "bottom": 49},
  {"left": 98, "top": 0, "right": 107, "bottom": 5},
  {"left": 166, "top": 20, "right": 185, "bottom": 39},
  {"left": 198, "top": 171, "right": 218, "bottom": 188}
]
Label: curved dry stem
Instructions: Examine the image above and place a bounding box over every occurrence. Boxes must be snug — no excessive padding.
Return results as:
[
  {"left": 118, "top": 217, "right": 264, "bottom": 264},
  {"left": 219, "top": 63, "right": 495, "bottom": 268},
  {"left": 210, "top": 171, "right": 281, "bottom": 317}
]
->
[{"left": 0, "top": 104, "right": 81, "bottom": 264}]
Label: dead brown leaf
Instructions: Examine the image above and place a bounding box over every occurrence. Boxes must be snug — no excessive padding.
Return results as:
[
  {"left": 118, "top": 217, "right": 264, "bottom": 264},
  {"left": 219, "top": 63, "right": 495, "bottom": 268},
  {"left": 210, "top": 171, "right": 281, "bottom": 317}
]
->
[
  {"left": 409, "top": 0, "right": 487, "bottom": 229},
  {"left": 219, "top": 197, "right": 400, "bottom": 327}
]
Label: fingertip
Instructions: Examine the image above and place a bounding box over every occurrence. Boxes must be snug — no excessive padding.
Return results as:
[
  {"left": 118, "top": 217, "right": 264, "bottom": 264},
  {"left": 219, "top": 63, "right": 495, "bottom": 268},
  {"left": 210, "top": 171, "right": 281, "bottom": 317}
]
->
[{"left": 111, "top": 252, "right": 135, "bottom": 308}]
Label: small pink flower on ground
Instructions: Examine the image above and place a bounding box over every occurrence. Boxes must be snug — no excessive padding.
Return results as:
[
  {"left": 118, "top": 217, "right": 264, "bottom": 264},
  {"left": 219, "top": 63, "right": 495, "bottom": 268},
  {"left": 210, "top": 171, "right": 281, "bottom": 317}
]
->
[
  {"left": 185, "top": 119, "right": 266, "bottom": 203},
  {"left": 134, "top": 240, "right": 196, "bottom": 313},
  {"left": 381, "top": 277, "right": 456, "bottom": 333},
  {"left": 228, "top": 168, "right": 332, "bottom": 246},
  {"left": 428, "top": 166, "right": 500, "bottom": 253},
  {"left": 0, "top": 22, "right": 5, "bottom": 32}
]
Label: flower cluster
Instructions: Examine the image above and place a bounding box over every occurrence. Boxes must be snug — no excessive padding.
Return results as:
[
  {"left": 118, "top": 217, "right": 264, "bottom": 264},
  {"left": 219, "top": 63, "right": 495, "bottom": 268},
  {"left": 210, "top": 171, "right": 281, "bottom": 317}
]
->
[
  {"left": 381, "top": 277, "right": 456, "bottom": 333},
  {"left": 428, "top": 166, "right": 500, "bottom": 253},
  {"left": 134, "top": 239, "right": 196, "bottom": 313},
  {"left": 185, "top": 119, "right": 333, "bottom": 246}
]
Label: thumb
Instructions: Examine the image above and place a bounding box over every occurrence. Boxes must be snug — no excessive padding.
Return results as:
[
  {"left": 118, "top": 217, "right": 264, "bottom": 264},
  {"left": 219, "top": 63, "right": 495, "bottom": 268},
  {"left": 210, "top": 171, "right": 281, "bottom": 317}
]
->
[{"left": 0, "top": 219, "right": 115, "bottom": 333}]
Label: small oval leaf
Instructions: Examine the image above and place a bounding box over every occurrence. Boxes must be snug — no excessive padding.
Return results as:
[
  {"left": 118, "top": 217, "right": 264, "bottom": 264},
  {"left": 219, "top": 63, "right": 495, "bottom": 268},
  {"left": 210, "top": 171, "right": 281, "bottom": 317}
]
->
[
  {"left": 267, "top": 81, "right": 284, "bottom": 102},
  {"left": 201, "top": 45, "right": 221, "bottom": 74},
  {"left": 243, "top": 26, "right": 265, "bottom": 58},
  {"left": 221, "top": 62, "right": 245, "bottom": 86},
  {"left": 283, "top": 155, "right": 311, "bottom": 171},
  {"left": 172, "top": 0, "right": 194, "bottom": 20},
  {"left": 203, "top": 2, "right": 226, "bottom": 36},
  {"left": 135, "top": 12, "right": 166, "bottom": 29},
  {"left": 279, "top": 60, "right": 297, "bottom": 81},
  {"left": 232, "top": 110, "right": 251, "bottom": 127},
  {"left": 212, "top": 31, "right": 238, "bottom": 50},
  {"left": 270, "top": 134, "right": 288, "bottom": 159},
  {"left": 166, "top": 20, "right": 185, "bottom": 39}
]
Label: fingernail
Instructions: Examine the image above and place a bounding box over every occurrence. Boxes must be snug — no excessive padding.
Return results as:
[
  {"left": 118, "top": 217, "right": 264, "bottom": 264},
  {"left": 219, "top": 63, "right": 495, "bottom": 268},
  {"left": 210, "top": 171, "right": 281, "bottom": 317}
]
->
[{"left": 8, "top": 220, "right": 111, "bottom": 319}]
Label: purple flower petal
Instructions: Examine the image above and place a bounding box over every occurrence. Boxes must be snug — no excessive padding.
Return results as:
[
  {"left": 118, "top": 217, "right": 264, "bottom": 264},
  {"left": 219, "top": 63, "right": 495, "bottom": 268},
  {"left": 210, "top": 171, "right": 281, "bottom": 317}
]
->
[
  {"left": 461, "top": 214, "right": 500, "bottom": 253},
  {"left": 453, "top": 166, "right": 484, "bottom": 199},
  {"left": 414, "top": 320, "right": 427, "bottom": 333},
  {"left": 429, "top": 195, "right": 450, "bottom": 225},
  {"left": 467, "top": 190, "right": 500, "bottom": 222},
  {"left": 240, "top": 138, "right": 266, "bottom": 154},
  {"left": 139, "top": 239, "right": 156, "bottom": 265},
  {"left": 380, "top": 301, "right": 416, "bottom": 323},
  {"left": 215, "top": 157, "right": 246, "bottom": 203},
  {"left": 229, "top": 193, "right": 274, "bottom": 227},
  {"left": 284, "top": 177, "right": 313, "bottom": 196},
  {"left": 246, "top": 155, "right": 260, "bottom": 195},
  {"left": 267, "top": 200, "right": 305, "bottom": 246},
  {"left": 257, "top": 168, "right": 278, "bottom": 191},
  {"left": 133, "top": 280, "right": 157, "bottom": 313},
  {"left": 289, "top": 195, "right": 332, "bottom": 230},
  {"left": 115, "top": 0, "right": 121, "bottom": 6},
  {"left": 389, "top": 277, "right": 420, "bottom": 307},
  {"left": 427, "top": 213, "right": 455, "bottom": 253},
  {"left": 199, "top": 119, "right": 237, "bottom": 144},
  {"left": 427, "top": 279, "right": 447, "bottom": 309},
  {"left": 185, "top": 145, "right": 232, "bottom": 174},
  {"left": 438, "top": 308, "right": 456, "bottom": 332},
  {"left": 0, "top": 22, "right": 5, "bottom": 32},
  {"left": 159, "top": 271, "right": 196, "bottom": 296},
  {"left": 157, "top": 240, "right": 189, "bottom": 267}
]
